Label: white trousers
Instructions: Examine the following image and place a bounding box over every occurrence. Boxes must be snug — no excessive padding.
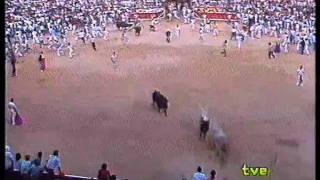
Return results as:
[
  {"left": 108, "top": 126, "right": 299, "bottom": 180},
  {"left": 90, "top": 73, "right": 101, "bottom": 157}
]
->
[
  {"left": 69, "top": 50, "right": 74, "bottom": 58},
  {"left": 10, "top": 109, "right": 16, "bottom": 125}
]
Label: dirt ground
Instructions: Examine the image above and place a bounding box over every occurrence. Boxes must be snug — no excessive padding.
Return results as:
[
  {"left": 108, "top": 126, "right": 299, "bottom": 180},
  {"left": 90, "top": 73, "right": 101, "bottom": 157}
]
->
[{"left": 6, "top": 21, "right": 315, "bottom": 180}]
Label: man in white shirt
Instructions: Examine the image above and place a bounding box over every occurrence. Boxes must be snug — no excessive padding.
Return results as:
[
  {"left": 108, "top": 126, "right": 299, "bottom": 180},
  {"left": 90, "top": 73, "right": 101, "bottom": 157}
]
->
[
  {"left": 190, "top": 18, "right": 196, "bottom": 29},
  {"left": 67, "top": 43, "right": 74, "bottom": 58},
  {"left": 111, "top": 51, "right": 118, "bottom": 69},
  {"left": 236, "top": 32, "right": 242, "bottom": 49},
  {"left": 296, "top": 65, "right": 304, "bottom": 87},
  {"left": 175, "top": 24, "right": 180, "bottom": 38},
  {"left": 230, "top": 26, "right": 237, "bottom": 40},
  {"left": 199, "top": 28, "right": 204, "bottom": 41},
  {"left": 79, "top": 31, "right": 85, "bottom": 44},
  {"left": 103, "top": 27, "right": 109, "bottom": 40},
  {"left": 193, "top": 166, "right": 207, "bottom": 180}
]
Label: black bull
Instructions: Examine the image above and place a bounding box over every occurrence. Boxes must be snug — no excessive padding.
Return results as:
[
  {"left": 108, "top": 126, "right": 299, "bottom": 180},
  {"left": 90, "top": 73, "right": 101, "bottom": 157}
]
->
[
  {"left": 116, "top": 22, "right": 133, "bottom": 30},
  {"left": 152, "top": 91, "right": 169, "bottom": 116},
  {"left": 134, "top": 26, "right": 141, "bottom": 36},
  {"left": 200, "top": 119, "right": 210, "bottom": 140}
]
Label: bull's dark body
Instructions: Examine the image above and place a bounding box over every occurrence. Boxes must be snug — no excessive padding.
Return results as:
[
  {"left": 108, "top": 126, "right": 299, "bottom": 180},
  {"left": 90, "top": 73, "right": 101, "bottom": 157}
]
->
[
  {"left": 134, "top": 26, "right": 141, "bottom": 36},
  {"left": 152, "top": 90, "right": 169, "bottom": 116},
  {"left": 200, "top": 120, "right": 210, "bottom": 140},
  {"left": 116, "top": 22, "right": 133, "bottom": 30}
]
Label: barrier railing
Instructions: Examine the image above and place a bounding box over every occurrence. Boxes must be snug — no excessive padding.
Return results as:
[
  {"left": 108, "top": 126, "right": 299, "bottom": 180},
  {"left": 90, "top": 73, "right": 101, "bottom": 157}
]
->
[{"left": 5, "top": 170, "right": 128, "bottom": 180}]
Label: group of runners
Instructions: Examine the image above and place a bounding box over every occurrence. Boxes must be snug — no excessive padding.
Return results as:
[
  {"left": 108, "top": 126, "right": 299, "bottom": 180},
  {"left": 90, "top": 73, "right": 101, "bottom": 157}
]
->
[{"left": 5, "top": 0, "right": 313, "bottom": 86}]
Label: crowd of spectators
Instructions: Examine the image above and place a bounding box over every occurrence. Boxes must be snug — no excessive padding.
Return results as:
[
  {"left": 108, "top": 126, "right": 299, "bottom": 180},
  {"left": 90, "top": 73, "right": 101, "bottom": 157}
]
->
[{"left": 5, "top": 145, "right": 119, "bottom": 180}]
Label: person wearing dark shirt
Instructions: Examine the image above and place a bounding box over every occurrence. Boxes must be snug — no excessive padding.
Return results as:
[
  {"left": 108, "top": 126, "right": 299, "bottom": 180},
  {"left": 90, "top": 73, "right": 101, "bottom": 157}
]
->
[
  {"left": 91, "top": 37, "right": 97, "bottom": 51},
  {"left": 9, "top": 49, "right": 17, "bottom": 77},
  {"left": 30, "top": 160, "right": 44, "bottom": 180},
  {"left": 209, "top": 169, "right": 216, "bottom": 180},
  {"left": 300, "top": 38, "right": 305, "bottom": 55},
  {"left": 268, "top": 42, "right": 275, "bottom": 59},
  {"left": 38, "top": 51, "right": 47, "bottom": 72},
  {"left": 110, "top": 175, "right": 117, "bottom": 180},
  {"left": 274, "top": 41, "right": 281, "bottom": 53},
  {"left": 97, "top": 163, "right": 111, "bottom": 180},
  {"left": 166, "top": 29, "right": 171, "bottom": 43},
  {"left": 32, "top": 152, "right": 42, "bottom": 167}
]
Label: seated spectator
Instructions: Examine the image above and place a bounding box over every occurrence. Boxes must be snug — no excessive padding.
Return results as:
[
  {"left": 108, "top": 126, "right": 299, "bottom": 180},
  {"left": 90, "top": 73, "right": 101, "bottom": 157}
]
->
[
  {"left": 30, "top": 160, "right": 44, "bottom": 180},
  {"left": 32, "top": 152, "right": 43, "bottom": 167},
  {"left": 97, "top": 163, "right": 111, "bottom": 180},
  {"left": 20, "top": 154, "right": 32, "bottom": 176},
  {"left": 110, "top": 174, "right": 117, "bottom": 180},
  {"left": 46, "top": 150, "right": 62, "bottom": 176},
  {"left": 193, "top": 166, "right": 207, "bottom": 180},
  {"left": 14, "top": 153, "right": 22, "bottom": 172},
  {"left": 209, "top": 169, "right": 216, "bottom": 180}
]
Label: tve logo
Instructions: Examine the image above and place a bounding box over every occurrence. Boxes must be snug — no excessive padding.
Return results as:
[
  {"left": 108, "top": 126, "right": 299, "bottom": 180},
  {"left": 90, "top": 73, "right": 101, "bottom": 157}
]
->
[{"left": 241, "top": 163, "right": 271, "bottom": 176}]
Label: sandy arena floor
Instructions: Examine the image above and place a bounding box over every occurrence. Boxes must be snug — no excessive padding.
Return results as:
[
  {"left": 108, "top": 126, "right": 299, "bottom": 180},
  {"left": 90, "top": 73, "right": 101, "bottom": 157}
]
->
[{"left": 6, "top": 21, "right": 315, "bottom": 180}]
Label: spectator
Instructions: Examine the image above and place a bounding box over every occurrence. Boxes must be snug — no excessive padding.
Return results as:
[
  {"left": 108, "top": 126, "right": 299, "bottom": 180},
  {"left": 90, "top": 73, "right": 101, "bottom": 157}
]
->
[
  {"left": 5, "top": 145, "right": 14, "bottom": 171},
  {"left": 110, "top": 174, "right": 117, "bottom": 180},
  {"left": 209, "top": 169, "right": 216, "bottom": 180},
  {"left": 14, "top": 153, "right": 22, "bottom": 172},
  {"left": 193, "top": 166, "right": 207, "bottom": 180},
  {"left": 32, "top": 152, "right": 43, "bottom": 167},
  {"left": 20, "top": 154, "right": 32, "bottom": 176},
  {"left": 30, "top": 160, "right": 44, "bottom": 180},
  {"left": 46, "top": 150, "right": 62, "bottom": 176},
  {"left": 97, "top": 163, "right": 111, "bottom": 180}
]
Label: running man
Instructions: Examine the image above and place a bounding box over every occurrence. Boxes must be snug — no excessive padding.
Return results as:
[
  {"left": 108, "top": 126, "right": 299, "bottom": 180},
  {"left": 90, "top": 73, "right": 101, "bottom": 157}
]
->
[
  {"left": 165, "top": 29, "right": 171, "bottom": 43},
  {"left": 110, "top": 51, "right": 118, "bottom": 69},
  {"left": 38, "top": 51, "right": 47, "bottom": 72},
  {"left": 91, "top": 36, "right": 96, "bottom": 51},
  {"left": 296, "top": 65, "right": 304, "bottom": 87},
  {"left": 175, "top": 24, "right": 181, "bottom": 38},
  {"left": 268, "top": 42, "right": 275, "bottom": 59},
  {"left": 121, "top": 30, "right": 128, "bottom": 44},
  {"left": 67, "top": 43, "right": 74, "bottom": 58},
  {"left": 9, "top": 49, "right": 17, "bottom": 77},
  {"left": 103, "top": 28, "right": 109, "bottom": 40},
  {"left": 199, "top": 28, "right": 204, "bottom": 41},
  {"left": 221, "top": 40, "right": 228, "bottom": 57}
]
